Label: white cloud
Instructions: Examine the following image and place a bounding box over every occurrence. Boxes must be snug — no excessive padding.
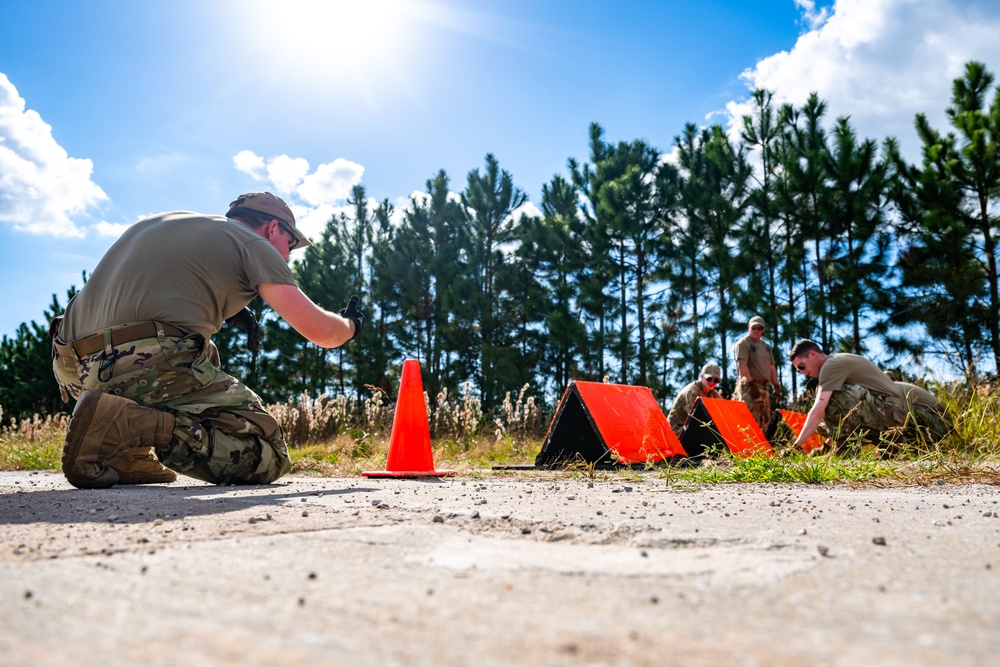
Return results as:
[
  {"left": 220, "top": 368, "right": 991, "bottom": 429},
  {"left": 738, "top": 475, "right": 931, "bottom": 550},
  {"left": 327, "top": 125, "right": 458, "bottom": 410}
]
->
[
  {"left": 293, "top": 202, "right": 342, "bottom": 245},
  {"left": 512, "top": 200, "right": 542, "bottom": 221},
  {"left": 232, "top": 151, "right": 367, "bottom": 244},
  {"left": 727, "top": 0, "right": 1000, "bottom": 163},
  {"left": 292, "top": 195, "right": 392, "bottom": 245},
  {"left": 402, "top": 190, "right": 431, "bottom": 214},
  {"left": 400, "top": 188, "right": 463, "bottom": 216},
  {"left": 266, "top": 155, "right": 311, "bottom": 194},
  {"left": 297, "top": 158, "right": 365, "bottom": 205},
  {"left": 0, "top": 73, "right": 108, "bottom": 237},
  {"left": 232, "top": 150, "right": 265, "bottom": 180},
  {"left": 794, "top": 0, "right": 832, "bottom": 30},
  {"left": 92, "top": 220, "right": 133, "bottom": 238}
]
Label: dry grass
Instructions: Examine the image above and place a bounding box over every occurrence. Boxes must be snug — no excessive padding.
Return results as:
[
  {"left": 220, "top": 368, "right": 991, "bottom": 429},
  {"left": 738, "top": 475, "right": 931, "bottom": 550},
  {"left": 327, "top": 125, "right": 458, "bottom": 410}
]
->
[
  {"left": 3, "top": 380, "right": 999, "bottom": 484},
  {"left": 281, "top": 382, "right": 543, "bottom": 475},
  {"left": 0, "top": 412, "right": 68, "bottom": 471}
]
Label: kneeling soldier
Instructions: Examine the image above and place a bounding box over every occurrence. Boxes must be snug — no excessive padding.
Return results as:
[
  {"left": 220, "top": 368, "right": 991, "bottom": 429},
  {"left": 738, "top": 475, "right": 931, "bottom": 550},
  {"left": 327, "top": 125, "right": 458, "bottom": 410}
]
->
[
  {"left": 52, "top": 192, "right": 363, "bottom": 488},
  {"left": 788, "top": 339, "right": 951, "bottom": 451}
]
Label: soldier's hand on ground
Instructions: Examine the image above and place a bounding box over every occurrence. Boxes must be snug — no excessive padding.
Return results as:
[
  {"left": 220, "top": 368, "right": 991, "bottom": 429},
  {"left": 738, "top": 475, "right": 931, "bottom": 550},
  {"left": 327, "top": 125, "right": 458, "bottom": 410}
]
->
[
  {"left": 339, "top": 295, "right": 364, "bottom": 340},
  {"left": 225, "top": 307, "right": 261, "bottom": 351}
]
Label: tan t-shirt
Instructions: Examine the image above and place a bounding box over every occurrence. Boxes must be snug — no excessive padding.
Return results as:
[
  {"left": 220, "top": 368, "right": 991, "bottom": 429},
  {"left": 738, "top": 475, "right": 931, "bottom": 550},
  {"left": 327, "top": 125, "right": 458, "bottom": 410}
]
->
[
  {"left": 817, "top": 354, "right": 901, "bottom": 397},
  {"left": 62, "top": 212, "right": 297, "bottom": 341},
  {"left": 733, "top": 335, "right": 775, "bottom": 381}
]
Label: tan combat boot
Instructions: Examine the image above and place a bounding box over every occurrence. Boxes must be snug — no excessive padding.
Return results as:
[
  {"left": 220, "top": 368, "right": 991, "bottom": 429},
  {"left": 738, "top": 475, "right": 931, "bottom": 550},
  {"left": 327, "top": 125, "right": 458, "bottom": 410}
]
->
[
  {"left": 108, "top": 447, "right": 177, "bottom": 484},
  {"left": 63, "top": 390, "right": 176, "bottom": 489}
]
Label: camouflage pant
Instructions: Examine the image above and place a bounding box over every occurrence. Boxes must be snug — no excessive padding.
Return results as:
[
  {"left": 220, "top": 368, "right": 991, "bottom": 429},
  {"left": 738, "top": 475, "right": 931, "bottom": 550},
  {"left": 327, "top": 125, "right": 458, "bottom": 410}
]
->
[
  {"left": 732, "top": 377, "right": 772, "bottom": 430},
  {"left": 52, "top": 326, "right": 290, "bottom": 485},
  {"left": 821, "top": 383, "right": 952, "bottom": 449}
]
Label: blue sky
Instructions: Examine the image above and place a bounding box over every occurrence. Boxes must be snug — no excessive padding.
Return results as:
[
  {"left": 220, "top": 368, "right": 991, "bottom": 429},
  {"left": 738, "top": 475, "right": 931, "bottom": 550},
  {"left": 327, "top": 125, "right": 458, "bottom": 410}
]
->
[{"left": 2, "top": 0, "right": 1000, "bottom": 341}]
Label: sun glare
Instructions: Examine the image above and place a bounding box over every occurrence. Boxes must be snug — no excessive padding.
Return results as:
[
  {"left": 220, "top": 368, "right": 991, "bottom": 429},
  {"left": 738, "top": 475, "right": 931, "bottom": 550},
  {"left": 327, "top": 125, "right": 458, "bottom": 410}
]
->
[{"left": 233, "top": 0, "right": 438, "bottom": 91}]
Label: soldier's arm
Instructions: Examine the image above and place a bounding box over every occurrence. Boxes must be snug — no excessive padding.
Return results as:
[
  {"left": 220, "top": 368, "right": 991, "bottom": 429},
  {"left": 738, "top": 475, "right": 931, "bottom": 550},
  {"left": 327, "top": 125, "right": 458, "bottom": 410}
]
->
[
  {"left": 667, "top": 393, "right": 689, "bottom": 434},
  {"left": 258, "top": 282, "right": 355, "bottom": 348},
  {"left": 794, "top": 390, "right": 832, "bottom": 449}
]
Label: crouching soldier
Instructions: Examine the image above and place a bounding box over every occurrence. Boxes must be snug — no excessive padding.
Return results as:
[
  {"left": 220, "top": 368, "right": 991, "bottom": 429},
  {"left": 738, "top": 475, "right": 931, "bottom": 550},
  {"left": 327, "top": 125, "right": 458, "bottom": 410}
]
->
[
  {"left": 52, "top": 192, "right": 364, "bottom": 489},
  {"left": 667, "top": 363, "right": 723, "bottom": 436},
  {"left": 787, "top": 339, "right": 952, "bottom": 451}
]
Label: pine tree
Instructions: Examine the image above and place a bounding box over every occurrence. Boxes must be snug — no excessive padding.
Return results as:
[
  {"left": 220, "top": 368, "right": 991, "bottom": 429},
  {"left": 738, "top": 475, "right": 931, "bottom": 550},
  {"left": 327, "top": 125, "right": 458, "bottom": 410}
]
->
[
  {"left": 462, "top": 154, "right": 528, "bottom": 407},
  {"left": 676, "top": 123, "right": 751, "bottom": 390},
  {"left": 821, "top": 117, "right": 895, "bottom": 354},
  {"left": 591, "top": 138, "right": 677, "bottom": 388},
  {"left": 379, "top": 170, "right": 471, "bottom": 400},
  {"left": 740, "top": 89, "right": 790, "bottom": 387},
  {"left": 778, "top": 93, "right": 835, "bottom": 351},
  {"left": 518, "top": 174, "right": 588, "bottom": 396},
  {"left": 0, "top": 288, "right": 77, "bottom": 421}
]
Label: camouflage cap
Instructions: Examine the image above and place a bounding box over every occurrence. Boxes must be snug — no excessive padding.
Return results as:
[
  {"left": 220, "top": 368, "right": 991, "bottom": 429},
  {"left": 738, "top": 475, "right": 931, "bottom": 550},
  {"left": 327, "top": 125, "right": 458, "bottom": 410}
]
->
[
  {"left": 700, "top": 363, "right": 721, "bottom": 378},
  {"left": 227, "top": 192, "right": 312, "bottom": 250}
]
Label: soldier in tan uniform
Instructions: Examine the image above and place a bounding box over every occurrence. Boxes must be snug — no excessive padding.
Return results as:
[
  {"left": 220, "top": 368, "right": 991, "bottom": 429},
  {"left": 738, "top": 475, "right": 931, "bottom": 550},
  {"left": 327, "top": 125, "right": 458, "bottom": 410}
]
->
[
  {"left": 667, "top": 363, "right": 723, "bottom": 436},
  {"left": 788, "top": 339, "right": 952, "bottom": 451},
  {"left": 731, "top": 316, "right": 781, "bottom": 428},
  {"left": 53, "top": 192, "right": 364, "bottom": 489}
]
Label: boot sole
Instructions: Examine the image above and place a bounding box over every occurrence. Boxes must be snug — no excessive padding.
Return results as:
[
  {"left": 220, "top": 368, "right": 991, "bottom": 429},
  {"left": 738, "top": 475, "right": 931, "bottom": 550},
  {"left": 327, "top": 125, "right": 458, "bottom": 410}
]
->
[
  {"left": 63, "top": 391, "right": 120, "bottom": 489},
  {"left": 113, "top": 470, "right": 177, "bottom": 484}
]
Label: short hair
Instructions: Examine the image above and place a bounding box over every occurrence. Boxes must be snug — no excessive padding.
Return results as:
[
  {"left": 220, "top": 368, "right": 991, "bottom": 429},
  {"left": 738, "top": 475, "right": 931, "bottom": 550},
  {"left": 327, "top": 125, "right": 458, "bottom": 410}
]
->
[
  {"left": 226, "top": 206, "right": 274, "bottom": 230},
  {"left": 788, "top": 339, "right": 823, "bottom": 361}
]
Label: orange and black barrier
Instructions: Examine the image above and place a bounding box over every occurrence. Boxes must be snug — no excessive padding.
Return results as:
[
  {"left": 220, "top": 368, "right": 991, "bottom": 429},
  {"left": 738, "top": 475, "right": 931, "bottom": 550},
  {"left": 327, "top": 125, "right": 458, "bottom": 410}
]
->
[
  {"left": 764, "top": 409, "right": 824, "bottom": 453},
  {"left": 534, "top": 381, "right": 686, "bottom": 468},
  {"left": 678, "top": 397, "right": 773, "bottom": 459}
]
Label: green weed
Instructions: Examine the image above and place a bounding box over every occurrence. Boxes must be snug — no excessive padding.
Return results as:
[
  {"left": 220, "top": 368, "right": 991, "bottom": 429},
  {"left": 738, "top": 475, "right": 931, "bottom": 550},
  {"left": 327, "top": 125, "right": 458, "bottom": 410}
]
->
[{"left": 4, "top": 381, "right": 1000, "bottom": 484}]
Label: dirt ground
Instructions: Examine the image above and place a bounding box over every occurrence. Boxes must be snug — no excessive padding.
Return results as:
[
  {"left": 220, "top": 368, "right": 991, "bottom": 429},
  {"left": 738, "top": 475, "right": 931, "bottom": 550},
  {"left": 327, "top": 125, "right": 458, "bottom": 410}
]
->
[{"left": 1, "top": 469, "right": 998, "bottom": 667}]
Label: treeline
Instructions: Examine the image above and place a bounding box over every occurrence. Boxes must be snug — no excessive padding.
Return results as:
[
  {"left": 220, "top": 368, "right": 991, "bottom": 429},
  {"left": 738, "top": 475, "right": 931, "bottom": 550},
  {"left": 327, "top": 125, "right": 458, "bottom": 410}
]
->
[{"left": 3, "top": 61, "right": 999, "bottom": 422}]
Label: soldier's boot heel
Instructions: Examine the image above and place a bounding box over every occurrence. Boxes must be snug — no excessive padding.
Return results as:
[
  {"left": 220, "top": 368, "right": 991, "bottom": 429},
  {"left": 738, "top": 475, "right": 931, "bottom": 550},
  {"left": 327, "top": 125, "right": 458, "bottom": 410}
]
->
[{"left": 63, "top": 390, "right": 176, "bottom": 489}]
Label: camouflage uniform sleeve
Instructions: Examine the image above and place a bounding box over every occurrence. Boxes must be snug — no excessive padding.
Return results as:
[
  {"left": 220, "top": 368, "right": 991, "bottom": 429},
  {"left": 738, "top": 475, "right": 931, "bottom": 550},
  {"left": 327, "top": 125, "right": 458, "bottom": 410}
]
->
[{"left": 667, "top": 384, "right": 694, "bottom": 433}]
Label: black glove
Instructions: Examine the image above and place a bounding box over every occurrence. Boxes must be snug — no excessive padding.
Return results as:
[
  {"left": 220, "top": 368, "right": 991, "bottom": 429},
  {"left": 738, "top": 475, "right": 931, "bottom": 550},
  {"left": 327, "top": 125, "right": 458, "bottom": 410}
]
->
[
  {"left": 225, "top": 307, "right": 261, "bottom": 352},
  {"left": 339, "top": 295, "right": 364, "bottom": 341}
]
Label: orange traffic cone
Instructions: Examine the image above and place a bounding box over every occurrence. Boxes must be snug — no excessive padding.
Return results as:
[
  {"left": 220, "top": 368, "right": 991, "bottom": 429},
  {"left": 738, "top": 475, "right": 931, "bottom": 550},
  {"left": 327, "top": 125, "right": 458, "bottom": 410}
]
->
[{"left": 363, "top": 359, "right": 455, "bottom": 478}]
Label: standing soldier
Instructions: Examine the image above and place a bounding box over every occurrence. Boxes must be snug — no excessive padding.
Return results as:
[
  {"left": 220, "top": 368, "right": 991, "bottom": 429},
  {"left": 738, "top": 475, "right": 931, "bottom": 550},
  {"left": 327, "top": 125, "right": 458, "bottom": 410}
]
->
[
  {"left": 667, "top": 363, "right": 723, "bottom": 436},
  {"left": 731, "top": 316, "right": 781, "bottom": 428}
]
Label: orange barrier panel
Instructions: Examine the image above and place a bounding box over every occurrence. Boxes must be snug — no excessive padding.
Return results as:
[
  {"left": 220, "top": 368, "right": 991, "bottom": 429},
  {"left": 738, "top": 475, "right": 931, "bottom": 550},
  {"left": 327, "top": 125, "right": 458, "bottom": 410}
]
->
[
  {"left": 363, "top": 359, "right": 455, "bottom": 478},
  {"left": 764, "top": 409, "right": 824, "bottom": 453},
  {"left": 679, "top": 397, "right": 773, "bottom": 459},
  {"left": 534, "top": 381, "right": 686, "bottom": 467}
]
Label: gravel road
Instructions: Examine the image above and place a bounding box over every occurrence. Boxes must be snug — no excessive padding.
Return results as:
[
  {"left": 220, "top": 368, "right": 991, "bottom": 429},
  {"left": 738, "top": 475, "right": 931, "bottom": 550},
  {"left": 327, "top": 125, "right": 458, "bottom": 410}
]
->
[{"left": 1, "top": 470, "right": 998, "bottom": 666}]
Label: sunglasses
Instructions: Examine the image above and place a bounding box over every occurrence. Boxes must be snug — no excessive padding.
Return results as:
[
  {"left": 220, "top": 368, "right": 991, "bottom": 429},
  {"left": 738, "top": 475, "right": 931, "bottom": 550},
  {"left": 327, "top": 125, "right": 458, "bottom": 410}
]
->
[
  {"left": 794, "top": 362, "right": 807, "bottom": 372},
  {"left": 276, "top": 220, "right": 300, "bottom": 251},
  {"left": 703, "top": 376, "right": 719, "bottom": 384},
  {"left": 751, "top": 325, "right": 765, "bottom": 331}
]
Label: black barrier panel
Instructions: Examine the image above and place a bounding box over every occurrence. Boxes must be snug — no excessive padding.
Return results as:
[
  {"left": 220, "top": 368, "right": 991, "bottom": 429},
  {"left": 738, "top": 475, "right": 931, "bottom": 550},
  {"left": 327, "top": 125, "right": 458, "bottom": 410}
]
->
[
  {"left": 534, "top": 385, "right": 611, "bottom": 467},
  {"left": 764, "top": 410, "right": 791, "bottom": 445},
  {"left": 677, "top": 398, "right": 720, "bottom": 459}
]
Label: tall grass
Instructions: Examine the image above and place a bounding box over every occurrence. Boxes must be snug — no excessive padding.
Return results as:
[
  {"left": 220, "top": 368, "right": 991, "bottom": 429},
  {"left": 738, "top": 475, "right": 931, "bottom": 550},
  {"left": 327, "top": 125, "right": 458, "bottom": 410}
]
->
[
  {"left": 0, "top": 411, "right": 68, "bottom": 470},
  {"left": 941, "top": 379, "right": 1000, "bottom": 458},
  {"left": 2, "top": 381, "right": 998, "bottom": 482}
]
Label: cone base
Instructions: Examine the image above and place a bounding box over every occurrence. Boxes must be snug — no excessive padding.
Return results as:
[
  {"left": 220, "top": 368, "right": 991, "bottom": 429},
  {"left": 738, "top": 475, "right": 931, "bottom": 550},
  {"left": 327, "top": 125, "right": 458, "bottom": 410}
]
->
[{"left": 362, "top": 469, "right": 456, "bottom": 478}]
